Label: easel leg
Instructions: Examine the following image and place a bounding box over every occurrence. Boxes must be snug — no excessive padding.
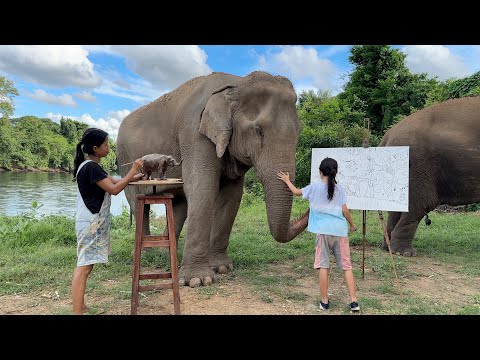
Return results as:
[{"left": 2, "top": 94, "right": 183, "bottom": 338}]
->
[
  {"left": 362, "top": 210, "right": 366, "bottom": 279},
  {"left": 378, "top": 211, "right": 402, "bottom": 295}
]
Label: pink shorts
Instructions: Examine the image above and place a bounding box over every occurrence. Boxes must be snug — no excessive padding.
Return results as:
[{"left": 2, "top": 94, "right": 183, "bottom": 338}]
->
[{"left": 314, "top": 233, "right": 352, "bottom": 270}]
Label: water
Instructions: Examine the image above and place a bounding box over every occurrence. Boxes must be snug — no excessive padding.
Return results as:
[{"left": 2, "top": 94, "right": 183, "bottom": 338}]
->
[{"left": 0, "top": 171, "right": 165, "bottom": 217}]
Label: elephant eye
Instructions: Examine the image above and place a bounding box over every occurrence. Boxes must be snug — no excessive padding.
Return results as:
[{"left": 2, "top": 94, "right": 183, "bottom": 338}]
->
[{"left": 255, "top": 126, "right": 264, "bottom": 147}]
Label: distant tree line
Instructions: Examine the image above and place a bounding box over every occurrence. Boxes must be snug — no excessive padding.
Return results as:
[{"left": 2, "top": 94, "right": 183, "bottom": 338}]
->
[{"left": 0, "top": 115, "right": 117, "bottom": 172}]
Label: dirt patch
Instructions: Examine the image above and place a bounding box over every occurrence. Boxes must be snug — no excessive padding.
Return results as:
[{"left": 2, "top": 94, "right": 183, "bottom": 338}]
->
[{"left": 1, "top": 248, "right": 479, "bottom": 315}]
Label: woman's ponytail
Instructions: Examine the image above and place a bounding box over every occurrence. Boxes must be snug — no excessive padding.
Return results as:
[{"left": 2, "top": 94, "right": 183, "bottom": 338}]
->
[{"left": 73, "top": 142, "right": 84, "bottom": 181}]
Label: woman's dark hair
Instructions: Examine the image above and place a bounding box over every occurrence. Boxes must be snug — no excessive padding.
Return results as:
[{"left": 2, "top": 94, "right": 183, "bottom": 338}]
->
[
  {"left": 319, "top": 157, "right": 338, "bottom": 201},
  {"left": 73, "top": 127, "right": 109, "bottom": 181}
]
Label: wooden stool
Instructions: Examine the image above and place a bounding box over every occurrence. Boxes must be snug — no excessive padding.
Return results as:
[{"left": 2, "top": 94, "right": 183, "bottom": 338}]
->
[{"left": 131, "top": 193, "right": 180, "bottom": 315}]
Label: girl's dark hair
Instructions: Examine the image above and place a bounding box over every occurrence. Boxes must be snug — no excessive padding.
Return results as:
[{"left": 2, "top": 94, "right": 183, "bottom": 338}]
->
[
  {"left": 319, "top": 157, "right": 338, "bottom": 201},
  {"left": 73, "top": 127, "right": 109, "bottom": 181}
]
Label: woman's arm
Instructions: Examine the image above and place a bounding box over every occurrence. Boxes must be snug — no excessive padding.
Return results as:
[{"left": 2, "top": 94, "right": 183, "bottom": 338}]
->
[
  {"left": 108, "top": 173, "right": 143, "bottom": 184},
  {"left": 108, "top": 176, "right": 120, "bottom": 184},
  {"left": 96, "top": 159, "right": 143, "bottom": 195},
  {"left": 276, "top": 171, "right": 302, "bottom": 196}
]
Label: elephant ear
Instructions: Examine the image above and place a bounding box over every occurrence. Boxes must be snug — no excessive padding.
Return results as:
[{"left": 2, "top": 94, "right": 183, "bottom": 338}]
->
[{"left": 199, "top": 85, "right": 235, "bottom": 158}]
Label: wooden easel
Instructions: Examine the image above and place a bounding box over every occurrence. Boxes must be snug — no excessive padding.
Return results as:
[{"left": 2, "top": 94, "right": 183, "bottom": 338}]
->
[{"left": 361, "top": 119, "right": 401, "bottom": 294}]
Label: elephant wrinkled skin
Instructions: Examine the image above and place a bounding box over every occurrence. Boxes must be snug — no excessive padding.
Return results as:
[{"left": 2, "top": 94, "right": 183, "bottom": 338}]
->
[
  {"left": 380, "top": 96, "right": 480, "bottom": 256},
  {"left": 116, "top": 71, "right": 308, "bottom": 287}
]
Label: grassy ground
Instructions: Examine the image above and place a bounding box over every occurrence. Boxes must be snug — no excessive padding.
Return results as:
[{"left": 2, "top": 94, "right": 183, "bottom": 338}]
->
[{"left": 1, "top": 196, "right": 479, "bottom": 315}]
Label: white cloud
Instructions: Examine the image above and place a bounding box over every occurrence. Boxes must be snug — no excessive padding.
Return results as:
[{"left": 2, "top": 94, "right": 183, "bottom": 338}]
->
[
  {"left": 254, "top": 46, "right": 340, "bottom": 93},
  {"left": 46, "top": 109, "right": 131, "bottom": 139},
  {"left": 74, "top": 91, "right": 96, "bottom": 102},
  {"left": 107, "top": 45, "right": 212, "bottom": 90},
  {"left": 403, "top": 45, "right": 470, "bottom": 80},
  {"left": 94, "top": 78, "right": 160, "bottom": 104},
  {"left": 28, "top": 89, "right": 76, "bottom": 107},
  {"left": 0, "top": 45, "right": 101, "bottom": 88}
]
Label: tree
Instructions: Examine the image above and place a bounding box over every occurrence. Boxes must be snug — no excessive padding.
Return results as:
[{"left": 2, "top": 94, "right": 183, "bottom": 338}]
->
[
  {"left": 425, "top": 71, "right": 480, "bottom": 106},
  {"left": 340, "top": 45, "right": 437, "bottom": 134},
  {"left": 0, "top": 76, "right": 19, "bottom": 119}
]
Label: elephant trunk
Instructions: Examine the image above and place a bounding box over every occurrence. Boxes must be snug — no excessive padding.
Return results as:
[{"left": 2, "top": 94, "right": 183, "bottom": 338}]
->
[
  {"left": 173, "top": 158, "right": 182, "bottom": 166},
  {"left": 257, "top": 165, "right": 308, "bottom": 243}
]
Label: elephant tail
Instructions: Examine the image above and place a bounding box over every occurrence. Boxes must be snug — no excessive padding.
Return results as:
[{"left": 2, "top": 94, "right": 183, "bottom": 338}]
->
[{"left": 424, "top": 214, "right": 432, "bottom": 226}]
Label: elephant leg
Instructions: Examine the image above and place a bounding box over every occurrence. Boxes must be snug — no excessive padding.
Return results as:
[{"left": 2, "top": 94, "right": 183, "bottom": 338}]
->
[
  {"left": 179, "top": 173, "right": 219, "bottom": 287},
  {"left": 382, "top": 211, "right": 401, "bottom": 249},
  {"left": 208, "top": 177, "right": 244, "bottom": 274},
  {"left": 388, "top": 211, "right": 423, "bottom": 257}
]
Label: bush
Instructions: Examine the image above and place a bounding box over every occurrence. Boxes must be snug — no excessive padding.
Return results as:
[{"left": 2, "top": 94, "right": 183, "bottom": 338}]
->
[{"left": 465, "top": 203, "right": 480, "bottom": 212}]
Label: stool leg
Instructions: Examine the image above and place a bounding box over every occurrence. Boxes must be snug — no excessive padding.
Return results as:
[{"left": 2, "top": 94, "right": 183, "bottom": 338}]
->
[
  {"left": 166, "top": 200, "right": 181, "bottom": 315},
  {"left": 131, "top": 198, "right": 145, "bottom": 315}
]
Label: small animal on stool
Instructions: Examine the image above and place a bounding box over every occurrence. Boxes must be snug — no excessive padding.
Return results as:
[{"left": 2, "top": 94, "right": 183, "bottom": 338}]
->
[
  {"left": 424, "top": 214, "right": 432, "bottom": 226},
  {"left": 121, "top": 154, "right": 182, "bottom": 180}
]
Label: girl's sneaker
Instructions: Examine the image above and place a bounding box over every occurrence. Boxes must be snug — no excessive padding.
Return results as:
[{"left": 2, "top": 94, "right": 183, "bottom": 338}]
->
[
  {"left": 349, "top": 301, "right": 360, "bottom": 312},
  {"left": 319, "top": 301, "right": 329, "bottom": 310}
]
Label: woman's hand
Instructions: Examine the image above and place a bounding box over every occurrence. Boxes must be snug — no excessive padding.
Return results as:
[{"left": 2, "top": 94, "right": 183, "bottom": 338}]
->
[
  {"left": 131, "top": 159, "right": 143, "bottom": 173},
  {"left": 349, "top": 225, "right": 357, "bottom": 233},
  {"left": 131, "top": 173, "right": 144, "bottom": 181}
]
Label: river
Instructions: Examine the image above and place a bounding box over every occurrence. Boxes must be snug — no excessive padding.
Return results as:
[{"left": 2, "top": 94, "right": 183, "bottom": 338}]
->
[{"left": 0, "top": 171, "right": 165, "bottom": 217}]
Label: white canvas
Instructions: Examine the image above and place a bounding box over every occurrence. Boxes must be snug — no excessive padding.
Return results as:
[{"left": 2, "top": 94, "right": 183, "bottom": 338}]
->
[{"left": 310, "top": 147, "right": 409, "bottom": 211}]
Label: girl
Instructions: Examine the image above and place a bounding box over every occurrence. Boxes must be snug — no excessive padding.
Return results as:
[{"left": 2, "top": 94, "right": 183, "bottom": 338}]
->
[
  {"left": 277, "top": 157, "right": 360, "bottom": 312},
  {"left": 72, "top": 127, "right": 143, "bottom": 315}
]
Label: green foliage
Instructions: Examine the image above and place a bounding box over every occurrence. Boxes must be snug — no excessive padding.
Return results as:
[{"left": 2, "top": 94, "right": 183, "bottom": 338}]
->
[
  {"left": 60, "top": 117, "right": 88, "bottom": 144},
  {"left": 102, "top": 138, "right": 118, "bottom": 171},
  {"left": 0, "top": 117, "right": 20, "bottom": 169},
  {"left": 0, "top": 76, "right": 19, "bottom": 119},
  {"left": 425, "top": 71, "right": 480, "bottom": 106},
  {"left": 295, "top": 122, "right": 379, "bottom": 187},
  {"left": 244, "top": 168, "right": 264, "bottom": 196},
  {"left": 340, "top": 45, "right": 437, "bottom": 134},
  {"left": 465, "top": 203, "right": 480, "bottom": 212},
  {"left": 1, "top": 115, "right": 117, "bottom": 172},
  {"left": 0, "top": 202, "right": 75, "bottom": 249}
]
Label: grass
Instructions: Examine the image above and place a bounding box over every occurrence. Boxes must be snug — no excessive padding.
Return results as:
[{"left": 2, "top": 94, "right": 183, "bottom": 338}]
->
[{"left": 1, "top": 197, "right": 479, "bottom": 314}]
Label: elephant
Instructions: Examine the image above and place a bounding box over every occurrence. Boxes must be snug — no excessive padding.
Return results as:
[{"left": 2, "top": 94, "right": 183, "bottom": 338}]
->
[
  {"left": 379, "top": 96, "right": 480, "bottom": 256},
  {"left": 116, "top": 71, "right": 309, "bottom": 287}
]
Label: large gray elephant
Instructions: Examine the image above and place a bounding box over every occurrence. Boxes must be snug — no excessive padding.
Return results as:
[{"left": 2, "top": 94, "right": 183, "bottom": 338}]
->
[
  {"left": 116, "top": 71, "right": 308, "bottom": 287},
  {"left": 379, "top": 96, "right": 480, "bottom": 256}
]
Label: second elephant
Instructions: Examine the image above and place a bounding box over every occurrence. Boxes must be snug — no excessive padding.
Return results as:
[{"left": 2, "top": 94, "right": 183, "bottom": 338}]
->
[{"left": 380, "top": 96, "right": 480, "bottom": 256}]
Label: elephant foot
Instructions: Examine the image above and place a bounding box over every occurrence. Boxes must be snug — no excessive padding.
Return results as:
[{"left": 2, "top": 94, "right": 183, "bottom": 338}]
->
[
  {"left": 209, "top": 254, "right": 234, "bottom": 274},
  {"left": 382, "top": 241, "right": 417, "bottom": 257},
  {"left": 179, "top": 263, "right": 216, "bottom": 288}
]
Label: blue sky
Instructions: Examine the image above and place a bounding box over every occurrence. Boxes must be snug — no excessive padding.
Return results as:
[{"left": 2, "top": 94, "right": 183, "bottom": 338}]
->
[{"left": 1, "top": 45, "right": 479, "bottom": 139}]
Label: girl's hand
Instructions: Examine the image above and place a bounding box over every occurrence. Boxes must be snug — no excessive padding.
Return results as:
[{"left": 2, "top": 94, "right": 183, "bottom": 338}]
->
[
  {"left": 276, "top": 171, "right": 290, "bottom": 183},
  {"left": 349, "top": 225, "right": 357, "bottom": 233}
]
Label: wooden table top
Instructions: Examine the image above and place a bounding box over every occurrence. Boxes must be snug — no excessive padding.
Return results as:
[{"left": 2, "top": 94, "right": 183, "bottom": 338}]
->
[{"left": 129, "top": 178, "right": 183, "bottom": 186}]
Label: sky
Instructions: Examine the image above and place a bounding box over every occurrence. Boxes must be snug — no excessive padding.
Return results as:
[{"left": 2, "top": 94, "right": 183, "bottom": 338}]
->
[{"left": 1, "top": 45, "right": 479, "bottom": 139}]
